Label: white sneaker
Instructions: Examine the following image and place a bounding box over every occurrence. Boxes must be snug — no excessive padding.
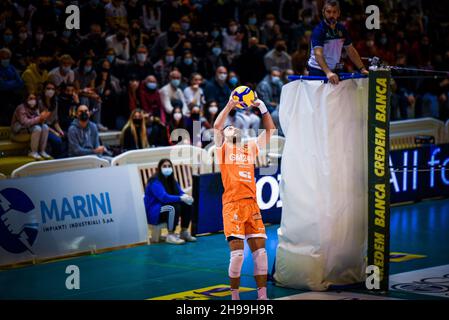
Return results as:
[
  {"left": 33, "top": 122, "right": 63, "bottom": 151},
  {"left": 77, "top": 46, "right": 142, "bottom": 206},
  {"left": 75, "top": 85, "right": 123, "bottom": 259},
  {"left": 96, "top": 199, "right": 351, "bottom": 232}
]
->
[
  {"left": 28, "top": 152, "right": 43, "bottom": 160},
  {"left": 166, "top": 234, "right": 185, "bottom": 245},
  {"left": 180, "top": 230, "right": 197, "bottom": 242},
  {"left": 39, "top": 151, "right": 52, "bottom": 160}
]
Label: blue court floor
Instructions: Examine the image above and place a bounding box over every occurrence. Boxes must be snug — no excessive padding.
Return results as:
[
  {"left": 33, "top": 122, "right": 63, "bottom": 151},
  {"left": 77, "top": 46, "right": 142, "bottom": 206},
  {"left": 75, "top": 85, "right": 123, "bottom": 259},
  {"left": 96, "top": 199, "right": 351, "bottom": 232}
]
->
[{"left": 1, "top": 198, "right": 449, "bottom": 300}]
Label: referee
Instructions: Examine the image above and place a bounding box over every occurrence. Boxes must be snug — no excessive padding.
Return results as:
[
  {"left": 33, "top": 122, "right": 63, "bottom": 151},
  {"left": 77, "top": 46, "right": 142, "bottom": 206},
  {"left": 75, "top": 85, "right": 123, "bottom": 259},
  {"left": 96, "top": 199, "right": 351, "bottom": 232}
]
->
[{"left": 307, "top": 0, "right": 369, "bottom": 84}]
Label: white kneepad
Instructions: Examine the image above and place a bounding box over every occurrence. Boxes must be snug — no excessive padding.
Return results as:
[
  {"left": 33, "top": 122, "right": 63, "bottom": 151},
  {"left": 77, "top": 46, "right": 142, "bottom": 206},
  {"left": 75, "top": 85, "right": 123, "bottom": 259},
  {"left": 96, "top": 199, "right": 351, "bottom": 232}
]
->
[
  {"left": 229, "top": 249, "right": 244, "bottom": 278},
  {"left": 252, "top": 248, "right": 268, "bottom": 275}
]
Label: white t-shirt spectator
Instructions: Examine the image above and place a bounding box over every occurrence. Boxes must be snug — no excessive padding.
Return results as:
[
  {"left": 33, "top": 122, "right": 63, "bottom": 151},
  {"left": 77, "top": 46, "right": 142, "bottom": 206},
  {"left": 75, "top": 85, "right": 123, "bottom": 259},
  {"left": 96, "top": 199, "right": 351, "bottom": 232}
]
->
[
  {"left": 48, "top": 67, "right": 75, "bottom": 87},
  {"left": 183, "top": 86, "right": 206, "bottom": 110},
  {"left": 106, "top": 34, "right": 130, "bottom": 61},
  {"left": 160, "top": 84, "right": 189, "bottom": 116}
]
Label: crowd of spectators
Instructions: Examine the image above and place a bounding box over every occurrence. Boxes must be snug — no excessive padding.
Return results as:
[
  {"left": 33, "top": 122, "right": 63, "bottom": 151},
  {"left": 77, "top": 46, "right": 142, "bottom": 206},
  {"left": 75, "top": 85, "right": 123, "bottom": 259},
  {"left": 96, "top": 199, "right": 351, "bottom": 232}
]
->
[{"left": 0, "top": 0, "right": 448, "bottom": 160}]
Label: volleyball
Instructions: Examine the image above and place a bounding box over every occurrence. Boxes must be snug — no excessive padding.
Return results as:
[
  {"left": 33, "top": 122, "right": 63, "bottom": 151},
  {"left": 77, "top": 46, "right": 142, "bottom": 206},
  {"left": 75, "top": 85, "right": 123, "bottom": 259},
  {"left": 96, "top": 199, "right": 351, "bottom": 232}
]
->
[{"left": 231, "top": 86, "right": 256, "bottom": 109}]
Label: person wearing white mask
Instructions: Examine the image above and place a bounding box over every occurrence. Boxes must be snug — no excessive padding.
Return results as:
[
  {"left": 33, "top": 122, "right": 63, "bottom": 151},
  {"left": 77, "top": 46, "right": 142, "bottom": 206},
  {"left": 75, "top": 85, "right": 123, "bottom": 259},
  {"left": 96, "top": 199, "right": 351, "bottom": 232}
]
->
[
  {"left": 144, "top": 158, "right": 196, "bottom": 244},
  {"left": 183, "top": 72, "right": 205, "bottom": 113},
  {"left": 153, "top": 48, "right": 176, "bottom": 86},
  {"left": 11, "top": 93, "right": 51, "bottom": 160},
  {"left": 126, "top": 45, "right": 155, "bottom": 81},
  {"left": 222, "top": 20, "right": 242, "bottom": 61},
  {"left": 38, "top": 81, "right": 66, "bottom": 158},
  {"left": 160, "top": 70, "right": 189, "bottom": 116}
]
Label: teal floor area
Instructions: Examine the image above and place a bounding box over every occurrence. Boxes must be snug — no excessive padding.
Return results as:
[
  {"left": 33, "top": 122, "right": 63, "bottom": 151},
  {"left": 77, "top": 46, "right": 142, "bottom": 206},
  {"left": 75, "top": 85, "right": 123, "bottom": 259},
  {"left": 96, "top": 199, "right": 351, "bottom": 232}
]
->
[{"left": 1, "top": 199, "right": 449, "bottom": 300}]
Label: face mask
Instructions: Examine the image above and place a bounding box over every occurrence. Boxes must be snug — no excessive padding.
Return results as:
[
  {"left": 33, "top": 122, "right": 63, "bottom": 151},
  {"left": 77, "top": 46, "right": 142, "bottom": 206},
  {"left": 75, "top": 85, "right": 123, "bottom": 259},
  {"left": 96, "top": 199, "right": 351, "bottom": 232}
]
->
[
  {"left": 171, "top": 79, "right": 180, "bottom": 87},
  {"left": 28, "top": 99, "right": 37, "bottom": 107},
  {"left": 62, "top": 66, "right": 71, "bottom": 73},
  {"left": 266, "top": 20, "right": 275, "bottom": 28},
  {"left": 209, "top": 106, "right": 218, "bottom": 114},
  {"left": 211, "top": 30, "right": 219, "bottom": 38},
  {"left": 137, "top": 53, "right": 147, "bottom": 62},
  {"left": 229, "top": 76, "right": 238, "bottom": 86},
  {"left": 36, "top": 33, "right": 44, "bottom": 42},
  {"left": 106, "top": 55, "right": 115, "bottom": 63},
  {"left": 1, "top": 59, "right": 10, "bottom": 68},
  {"left": 181, "top": 23, "right": 190, "bottom": 31},
  {"left": 79, "top": 111, "right": 89, "bottom": 121},
  {"left": 19, "top": 32, "right": 28, "bottom": 41},
  {"left": 45, "top": 89, "right": 55, "bottom": 98},
  {"left": 229, "top": 25, "right": 238, "bottom": 33},
  {"left": 161, "top": 167, "right": 173, "bottom": 177},
  {"left": 133, "top": 119, "right": 141, "bottom": 126},
  {"left": 218, "top": 73, "right": 227, "bottom": 82},
  {"left": 165, "top": 55, "right": 175, "bottom": 63},
  {"left": 84, "top": 66, "right": 92, "bottom": 73},
  {"left": 248, "top": 18, "right": 257, "bottom": 25},
  {"left": 146, "top": 82, "right": 157, "bottom": 90},
  {"left": 173, "top": 113, "right": 182, "bottom": 121},
  {"left": 325, "top": 17, "right": 337, "bottom": 25},
  {"left": 212, "top": 47, "right": 222, "bottom": 56},
  {"left": 380, "top": 37, "right": 387, "bottom": 45},
  {"left": 184, "top": 58, "right": 193, "bottom": 65},
  {"left": 3, "top": 35, "right": 13, "bottom": 43},
  {"left": 271, "top": 76, "right": 280, "bottom": 84}
]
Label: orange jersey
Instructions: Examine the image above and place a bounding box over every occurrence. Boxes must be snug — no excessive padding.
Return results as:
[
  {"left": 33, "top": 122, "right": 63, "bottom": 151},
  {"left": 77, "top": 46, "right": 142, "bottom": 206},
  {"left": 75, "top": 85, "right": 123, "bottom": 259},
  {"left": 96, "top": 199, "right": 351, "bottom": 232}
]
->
[{"left": 216, "top": 140, "right": 259, "bottom": 205}]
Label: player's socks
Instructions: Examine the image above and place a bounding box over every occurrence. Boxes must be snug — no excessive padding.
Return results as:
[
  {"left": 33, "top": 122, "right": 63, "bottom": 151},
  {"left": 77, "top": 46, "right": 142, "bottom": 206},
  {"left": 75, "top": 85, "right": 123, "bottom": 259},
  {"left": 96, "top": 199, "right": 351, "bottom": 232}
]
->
[
  {"left": 257, "top": 287, "right": 267, "bottom": 300},
  {"left": 230, "top": 289, "right": 240, "bottom": 300}
]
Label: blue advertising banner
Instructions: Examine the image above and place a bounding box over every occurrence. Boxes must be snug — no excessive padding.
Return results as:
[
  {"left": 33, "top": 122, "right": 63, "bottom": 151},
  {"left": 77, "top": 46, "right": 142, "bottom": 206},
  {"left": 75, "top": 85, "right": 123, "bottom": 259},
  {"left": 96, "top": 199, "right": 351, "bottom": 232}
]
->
[{"left": 192, "top": 144, "right": 449, "bottom": 237}]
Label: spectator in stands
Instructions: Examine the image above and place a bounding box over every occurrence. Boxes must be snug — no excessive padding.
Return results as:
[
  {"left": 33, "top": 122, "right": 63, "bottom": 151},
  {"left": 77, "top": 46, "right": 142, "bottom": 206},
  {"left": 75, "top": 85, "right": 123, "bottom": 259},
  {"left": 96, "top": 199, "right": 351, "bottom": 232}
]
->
[
  {"left": 68, "top": 104, "right": 112, "bottom": 159},
  {"left": 80, "top": 1, "right": 106, "bottom": 35},
  {"left": 264, "top": 40, "right": 292, "bottom": 72},
  {"left": 160, "top": 70, "right": 189, "bottom": 116},
  {"left": 256, "top": 67, "right": 283, "bottom": 113},
  {"left": 175, "top": 50, "right": 199, "bottom": 83},
  {"left": 79, "top": 24, "right": 107, "bottom": 58},
  {"left": 128, "top": 20, "right": 150, "bottom": 56},
  {"left": 12, "top": 25, "right": 33, "bottom": 71},
  {"left": 202, "top": 42, "right": 229, "bottom": 80},
  {"left": 11, "top": 93, "right": 51, "bottom": 160},
  {"left": 38, "top": 81, "right": 66, "bottom": 158},
  {"left": 120, "top": 108, "right": 149, "bottom": 151},
  {"left": 57, "top": 82, "right": 79, "bottom": 133},
  {"left": 48, "top": 54, "right": 75, "bottom": 87},
  {"left": 106, "top": 25, "right": 130, "bottom": 61},
  {"left": 168, "top": 106, "right": 190, "bottom": 145},
  {"left": 227, "top": 71, "right": 240, "bottom": 89},
  {"left": 21, "top": 55, "right": 49, "bottom": 96},
  {"left": 204, "top": 66, "right": 232, "bottom": 109},
  {"left": 0, "top": 48, "right": 24, "bottom": 126},
  {"left": 144, "top": 158, "right": 196, "bottom": 244},
  {"left": 242, "top": 12, "right": 261, "bottom": 50},
  {"left": 202, "top": 100, "right": 219, "bottom": 147},
  {"left": 151, "top": 22, "right": 184, "bottom": 61},
  {"left": 260, "top": 13, "right": 281, "bottom": 48},
  {"left": 74, "top": 56, "right": 107, "bottom": 132},
  {"left": 95, "top": 59, "right": 123, "bottom": 130},
  {"left": 147, "top": 115, "right": 170, "bottom": 148},
  {"left": 142, "top": 1, "right": 162, "bottom": 32},
  {"left": 105, "top": 0, "right": 128, "bottom": 30},
  {"left": 236, "top": 37, "right": 268, "bottom": 85},
  {"left": 183, "top": 73, "right": 206, "bottom": 113},
  {"left": 153, "top": 48, "right": 176, "bottom": 86},
  {"left": 139, "top": 75, "right": 166, "bottom": 124},
  {"left": 125, "top": 44, "right": 154, "bottom": 82},
  {"left": 222, "top": 20, "right": 243, "bottom": 62}
]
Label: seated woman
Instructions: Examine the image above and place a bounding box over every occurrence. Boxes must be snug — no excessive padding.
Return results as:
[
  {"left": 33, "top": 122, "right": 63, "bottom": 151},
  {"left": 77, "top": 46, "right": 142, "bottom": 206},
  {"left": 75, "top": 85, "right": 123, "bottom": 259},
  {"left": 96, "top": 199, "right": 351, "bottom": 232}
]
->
[
  {"left": 120, "top": 108, "right": 149, "bottom": 152},
  {"left": 38, "top": 81, "right": 67, "bottom": 158},
  {"left": 11, "top": 93, "right": 51, "bottom": 160},
  {"left": 144, "top": 158, "right": 196, "bottom": 244}
]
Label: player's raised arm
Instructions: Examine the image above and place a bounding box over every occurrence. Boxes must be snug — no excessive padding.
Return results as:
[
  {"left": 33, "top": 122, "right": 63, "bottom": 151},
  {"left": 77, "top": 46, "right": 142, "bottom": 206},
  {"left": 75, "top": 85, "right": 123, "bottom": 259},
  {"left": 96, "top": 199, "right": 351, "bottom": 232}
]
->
[
  {"left": 213, "top": 98, "right": 243, "bottom": 147},
  {"left": 252, "top": 98, "right": 276, "bottom": 149}
]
